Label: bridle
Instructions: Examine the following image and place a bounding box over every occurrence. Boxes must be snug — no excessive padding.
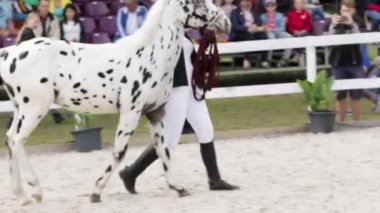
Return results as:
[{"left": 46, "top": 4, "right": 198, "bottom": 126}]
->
[{"left": 181, "top": 2, "right": 220, "bottom": 29}]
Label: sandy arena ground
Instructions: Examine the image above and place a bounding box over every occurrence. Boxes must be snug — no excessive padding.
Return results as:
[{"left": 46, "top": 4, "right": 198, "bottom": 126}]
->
[{"left": 2, "top": 127, "right": 380, "bottom": 212}]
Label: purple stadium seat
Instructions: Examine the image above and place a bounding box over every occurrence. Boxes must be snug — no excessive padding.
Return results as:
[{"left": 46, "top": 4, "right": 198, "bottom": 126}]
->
[
  {"left": 99, "top": 16, "right": 117, "bottom": 37},
  {"left": 79, "top": 17, "right": 97, "bottom": 43},
  {"left": 3, "top": 36, "right": 16, "bottom": 47},
  {"left": 91, "top": 32, "right": 111, "bottom": 44},
  {"left": 111, "top": 0, "right": 123, "bottom": 15},
  {"left": 312, "top": 19, "right": 331, "bottom": 36},
  {"left": 84, "top": 1, "right": 110, "bottom": 17}
]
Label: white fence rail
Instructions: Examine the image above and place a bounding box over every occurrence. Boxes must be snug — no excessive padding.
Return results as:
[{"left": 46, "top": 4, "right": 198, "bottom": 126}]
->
[
  {"left": 207, "top": 32, "right": 380, "bottom": 99},
  {"left": 0, "top": 33, "right": 379, "bottom": 112}
]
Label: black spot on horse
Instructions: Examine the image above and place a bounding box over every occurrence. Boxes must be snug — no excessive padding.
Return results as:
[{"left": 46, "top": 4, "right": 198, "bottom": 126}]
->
[
  {"left": 59, "top": 73, "right": 64, "bottom": 78},
  {"left": 105, "top": 165, "right": 112, "bottom": 173},
  {"left": 109, "top": 78, "right": 113, "bottom": 82},
  {"left": 59, "top": 51, "right": 68, "bottom": 56},
  {"left": 109, "top": 59, "right": 114, "bottom": 63},
  {"left": 102, "top": 83, "right": 106, "bottom": 87},
  {"left": 93, "top": 95, "right": 97, "bottom": 98},
  {"left": 117, "top": 144, "right": 128, "bottom": 161},
  {"left": 69, "top": 74, "right": 72, "bottom": 80},
  {"left": 54, "top": 89, "right": 59, "bottom": 98},
  {"left": 151, "top": 81, "right": 157, "bottom": 88},
  {"left": 78, "top": 58, "right": 82, "bottom": 64},
  {"left": 34, "top": 40, "right": 44, "bottom": 44},
  {"left": 126, "top": 58, "right": 131, "bottom": 68},
  {"left": 161, "top": 135, "right": 165, "bottom": 144},
  {"left": 40, "top": 78, "right": 48, "bottom": 83},
  {"left": 71, "top": 50, "right": 76, "bottom": 56},
  {"left": 16, "top": 86, "right": 21, "bottom": 93},
  {"left": 4, "top": 51, "right": 8, "bottom": 60},
  {"left": 19, "top": 51, "right": 29, "bottom": 60},
  {"left": 108, "top": 100, "right": 113, "bottom": 104},
  {"left": 161, "top": 72, "right": 169, "bottom": 81},
  {"left": 64, "top": 40, "right": 70, "bottom": 44},
  {"left": 44, "top": 42, "right": 51, "bottom": 45},
  {"left": 16, "top": 119, "right": 22, "bottom": 133},
  {"left": 23, "top": 97, "right": 29, "bottom": 103},
  {"left": 73, "top": 82, "right": 81, "bottom": 88},
  {"left": 130, "top": 106, "right": 135, "bottom": 110},
  {"left": 131, "top": 81, "right": 140, "bottom": 96},
  {"left": 80, "top": 89, "right": 87, "bottom": 94},
  {"left": 163, "top": 163, "right": 168, "bottom": 172},
  {"left": 98, "top": 72, "right": 105, "bottom": 78},
  {"left": 103, "top": 95, "right": 106, "bottom": 99},
  {"left": 94, "top": 105, "right": 99, "bottom": 108},
  {"left": 142, "top": 68, "right": 152, "bottom": 84},
  {"left": 165, "top": 147, "right": 170, "bottom": 159},
  {"left": 132, "top": 91, "right": 141, "bottom": 104},
  {"left": 96, "top": 177, "right": 103, "bottom": 185},
  {"left": 106, "top": 69, "right": 113, "bottom": 75},
  {"left": 120, "top": 76, "right": 127, "bottom": 83},
  {"left": 10, "top": 58, "right": 17, "bottom": 73},
  {"left": 73, "top": 101, "right": 80, "bottom": 105}
]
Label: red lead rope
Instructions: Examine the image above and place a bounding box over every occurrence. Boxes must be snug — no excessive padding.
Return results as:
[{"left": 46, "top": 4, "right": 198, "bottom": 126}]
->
[{"left": 191, "top": 29, "right": 220, "bottom": 101}]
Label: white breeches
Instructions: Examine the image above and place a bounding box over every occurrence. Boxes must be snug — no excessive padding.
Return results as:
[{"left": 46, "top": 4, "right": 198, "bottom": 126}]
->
[{"left": 164, "top": 86, "right": 214, "bottom": 149}]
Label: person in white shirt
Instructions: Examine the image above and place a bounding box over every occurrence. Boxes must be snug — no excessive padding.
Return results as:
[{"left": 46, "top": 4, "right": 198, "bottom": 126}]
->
[
  {"left": 59, "top": 3, "right": 84, "bottom": 42},
  {"left": 115, "top": 0, "right": 148, "bottom": 39}
]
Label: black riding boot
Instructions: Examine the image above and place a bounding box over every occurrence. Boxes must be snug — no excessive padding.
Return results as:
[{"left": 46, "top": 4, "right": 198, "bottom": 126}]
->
[
  {"left": 119, "top": 145, "right": 158, "bottom": 194},
  {"left": 200, "top": 142, "right": 239, "bottom": 190}
]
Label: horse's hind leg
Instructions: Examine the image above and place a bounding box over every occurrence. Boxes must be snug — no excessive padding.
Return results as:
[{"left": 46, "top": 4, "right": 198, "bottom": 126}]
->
[
  {"left": 11, "top": 101, "right": 51, "bottom": 204},
  {"left": 90, "top": 112, "right": 141, "bottom": 203},
  {"left": 146, "top": 105, "right": 189, "bottom": 197},
  {"left": 6, "top": 106, "right": 32, "bottom": 205}
]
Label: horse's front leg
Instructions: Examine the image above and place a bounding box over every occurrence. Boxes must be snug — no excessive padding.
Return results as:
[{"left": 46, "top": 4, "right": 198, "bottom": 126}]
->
[{"left": 146, "top": 105, "right": 190, "bottom": 197}]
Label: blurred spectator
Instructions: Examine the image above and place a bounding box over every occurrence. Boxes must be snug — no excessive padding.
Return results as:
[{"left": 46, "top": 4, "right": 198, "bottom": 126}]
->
[
  {"left": 116, "top": 0, "right": 148, "bottom": 39},
  {"left": 366, "top": 0, "right": 380, "bottom": 31},
  {"left": 329, "top": 0, "right": 364, "bottom": 123},
  {"left": 12, "top": 0, "right": 34, "bottom": 21},
  {"left": 230, "top": 0, "right": 269, "bottom": 69},
  {"left": 59, "top": 3, "right": 84, "bottom": 42},
  {"left": 261, "top": 0, "right": 292, "bottom": 67},
  {"left": 364, "top": 56, "right": 380, "bottom": 112},
  {"left": 276, "top": 0, "right": 292, "bottom": 14},
  {"left": 16, "top": 12, "right": 39, "bottom": 44},
  {"left": 305, "top": 0, "right": 325, "bottom": 20},
  {"left": 35, "top": 0, "right": 60, "bottom": 39},
  {"left": 221, "top": 0, "right": 236, "bottom": 18},
  {"left": 286, "top": 0, "right": 312, "bottom": 36},
  {"left": 0, "top": 0, "right": 18, "bottom": 38},
  {"left": 49, "top": 0, "right": 71, "bottom": 18}
]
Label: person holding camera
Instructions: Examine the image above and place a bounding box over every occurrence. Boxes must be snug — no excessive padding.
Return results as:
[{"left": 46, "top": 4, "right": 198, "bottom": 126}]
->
[{"left": 329, "top": 0, "right": 365, "bottom": 123}]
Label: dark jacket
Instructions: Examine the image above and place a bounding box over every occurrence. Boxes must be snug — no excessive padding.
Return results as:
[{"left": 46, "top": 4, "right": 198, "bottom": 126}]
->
[
  {"left": 328, "top": 16, "right": 363, "bottom": 67},
  {"left": 18, "top": 27, "right": 35, "bottom": 44},
  {"left": 230, "top": 7, "right": 262, "bottom": 40},
  {"left": 173, "top": 47, "right": 196, "bottom": 87}
]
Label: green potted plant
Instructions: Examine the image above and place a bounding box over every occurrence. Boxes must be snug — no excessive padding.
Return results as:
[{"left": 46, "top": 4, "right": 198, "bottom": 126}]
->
[
  {"left": 297, "top": 70, "right": 336, "bottom": 133},
  {"left": 71, "top": 113, "right": 102, "bottom": 152}
]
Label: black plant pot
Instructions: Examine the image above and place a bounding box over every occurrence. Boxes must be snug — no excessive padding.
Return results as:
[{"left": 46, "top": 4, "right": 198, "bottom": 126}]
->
[
  {"left": 308, "top": 111, "right": 336, "bottom": 133},
  {"left": 71, "top": 127, "right": 102, "bottom": 152}
]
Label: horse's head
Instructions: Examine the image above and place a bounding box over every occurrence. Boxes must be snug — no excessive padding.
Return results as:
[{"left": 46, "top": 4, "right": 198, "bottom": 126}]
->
[{"left": 177, "top": 0, "right": 231, "bottom": 33}]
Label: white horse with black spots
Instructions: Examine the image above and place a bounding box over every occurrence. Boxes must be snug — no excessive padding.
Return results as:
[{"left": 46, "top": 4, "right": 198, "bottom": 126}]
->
[{"left": 0, "top": 0, "right": 230, "bottom": 205}]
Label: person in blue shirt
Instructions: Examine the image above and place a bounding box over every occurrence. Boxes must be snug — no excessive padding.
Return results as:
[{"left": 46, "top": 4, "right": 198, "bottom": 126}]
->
[
  {"left": 115, "top": 0, "right": 148, "bottom": 39},
  {"left": 0, "top": 0, "right": 17, "bottom": 38}
]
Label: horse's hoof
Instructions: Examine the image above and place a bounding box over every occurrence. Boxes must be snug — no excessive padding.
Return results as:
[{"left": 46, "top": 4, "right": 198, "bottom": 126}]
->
[
  {"left": 90, "top": 193, "right": 101, "bottom": 203},
  {"left": 178, "top": 189, "right": 190, "bottom": 197},
  {"left": 32, "top": 193, "right": 43, "bottom": 203}
]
